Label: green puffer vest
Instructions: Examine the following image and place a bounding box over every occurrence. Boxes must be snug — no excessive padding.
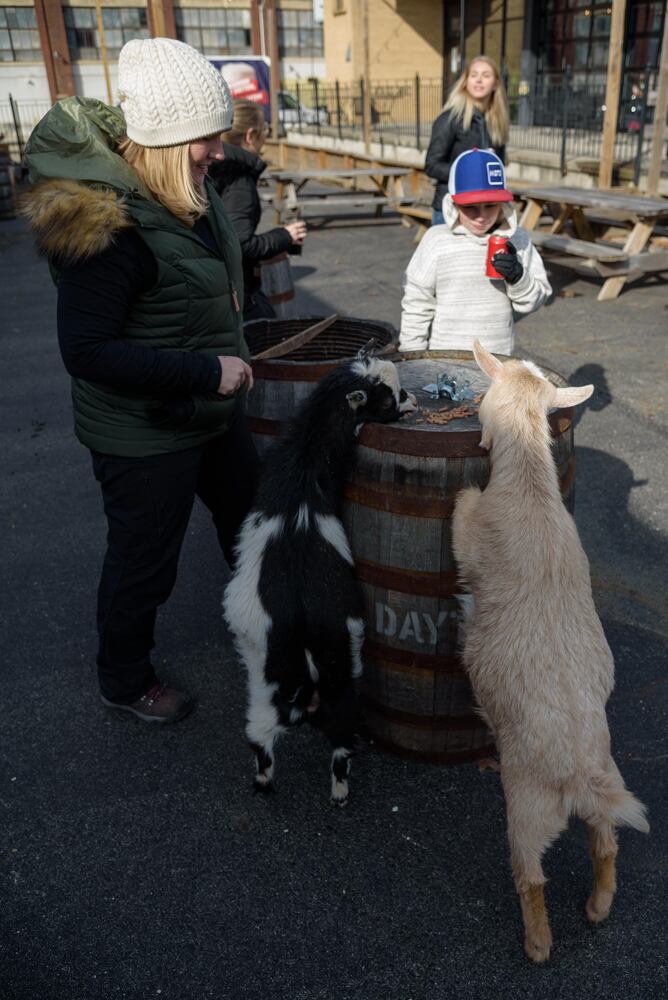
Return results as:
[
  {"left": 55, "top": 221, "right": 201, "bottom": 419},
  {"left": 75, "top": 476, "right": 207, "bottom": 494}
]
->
[{"left": 23, "top": 97, "right": 250, "bottom": 457}]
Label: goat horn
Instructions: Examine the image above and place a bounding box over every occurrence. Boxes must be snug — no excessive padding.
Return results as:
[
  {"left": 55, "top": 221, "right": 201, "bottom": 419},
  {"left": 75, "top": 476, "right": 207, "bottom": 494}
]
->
[{"left": 355, "top": 338, "right": 377, "bottom": 361}]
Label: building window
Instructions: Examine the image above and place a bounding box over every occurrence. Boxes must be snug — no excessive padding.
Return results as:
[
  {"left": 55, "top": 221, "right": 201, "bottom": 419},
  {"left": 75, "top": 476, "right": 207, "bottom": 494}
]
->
[
  {"left": 277, "top": 8, "right": 323, "bottom": 58},
  {"left": 0, "top": 6, "right": 42, "bottom": 62},
  {"left": 624, "top": 0, "right": 665, "bottom": 70},
  {"left": 540, "top": 0, "right": 665, "bottom": 78},
  {"left": 174, "top": 8, "right": 252, "bottom": 55},
  {"left": 63, "top": 7, "right": 149, "bottom": 61}
]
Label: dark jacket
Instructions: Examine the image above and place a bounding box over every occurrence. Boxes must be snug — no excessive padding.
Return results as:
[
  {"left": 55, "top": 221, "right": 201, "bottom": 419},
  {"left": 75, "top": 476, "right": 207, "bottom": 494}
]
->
[
  {"left": 209, "top": 143, "right": 295, "bottom": 309},
  {"left": 425, "top": 108, "right": 506, "bottom": 212},
  {"left": 23, "top": 97, "right": 249, "bottom": 458}
]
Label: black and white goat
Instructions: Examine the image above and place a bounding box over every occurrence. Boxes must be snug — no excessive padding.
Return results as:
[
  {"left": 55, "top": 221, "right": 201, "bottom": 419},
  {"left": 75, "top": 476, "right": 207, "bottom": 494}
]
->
[{"left": 223, "top": 356, "right": 416, "bottom": 805}]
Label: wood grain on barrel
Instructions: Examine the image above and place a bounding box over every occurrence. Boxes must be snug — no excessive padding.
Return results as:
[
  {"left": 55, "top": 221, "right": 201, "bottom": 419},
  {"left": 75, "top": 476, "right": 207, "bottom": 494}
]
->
[{"left": 342, "top": 354, "right": 575, "bottom": 761}]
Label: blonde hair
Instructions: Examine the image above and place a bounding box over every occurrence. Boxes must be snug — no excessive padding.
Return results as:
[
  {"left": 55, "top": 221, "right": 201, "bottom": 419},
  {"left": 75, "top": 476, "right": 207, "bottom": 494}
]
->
[
  {"left": 224, "top": 99, "right": 265, "bottom": 147},
  {"left": 444, "top": 55, "right": 509, "bottom": 147},
  {"left": 117, "top": 138, "right": 208, "bottom": 225}
]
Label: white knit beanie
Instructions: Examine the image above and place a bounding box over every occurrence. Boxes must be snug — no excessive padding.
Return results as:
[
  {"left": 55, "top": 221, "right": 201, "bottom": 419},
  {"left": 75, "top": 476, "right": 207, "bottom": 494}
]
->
[{"left": 118, "top": 37, "right": 233, "bottom": 147}]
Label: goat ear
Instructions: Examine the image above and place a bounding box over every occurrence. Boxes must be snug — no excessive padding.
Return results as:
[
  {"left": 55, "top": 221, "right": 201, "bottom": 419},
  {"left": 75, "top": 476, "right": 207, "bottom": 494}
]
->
[
  {"left": 553, "top": 384, "right": 594, "bottom": 409},
  {"left": 346, "top": 389, "right": 368, "bottom": 410},
  {"left": 473, "top": 340, "right": 504, "bottom": 381},
  {"left": 479, "top": 426, "right": 492, "bottom": 451}
]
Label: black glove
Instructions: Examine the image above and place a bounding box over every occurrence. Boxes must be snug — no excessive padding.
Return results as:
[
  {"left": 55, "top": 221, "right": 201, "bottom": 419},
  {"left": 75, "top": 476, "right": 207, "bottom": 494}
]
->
[{"left": 492, "top": 240, "right": 523, "bottom": 284}]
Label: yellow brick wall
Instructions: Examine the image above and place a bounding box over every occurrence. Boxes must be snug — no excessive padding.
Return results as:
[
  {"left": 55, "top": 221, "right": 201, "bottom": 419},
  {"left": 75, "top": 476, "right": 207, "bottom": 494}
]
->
[
  {"left": 325, "top": 0, "right": 443, "bottom": 82},
  {"left": 324, "top": 0, "right": 354, "bottom": 80}
]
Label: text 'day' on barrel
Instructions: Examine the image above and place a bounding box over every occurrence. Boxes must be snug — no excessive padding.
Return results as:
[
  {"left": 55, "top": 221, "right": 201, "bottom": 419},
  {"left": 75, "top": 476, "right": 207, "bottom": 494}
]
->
[{"left": 342, "top": 351, "right": 576, "bottom": 763}]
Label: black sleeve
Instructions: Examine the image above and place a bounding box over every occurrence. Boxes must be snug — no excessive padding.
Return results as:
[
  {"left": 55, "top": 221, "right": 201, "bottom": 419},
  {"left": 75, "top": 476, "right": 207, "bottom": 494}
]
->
[
  {"left": 424, "top": 111, "right": 457, "bottom": 184},
  {"left": 497, "top": 143, "right": 507, "bottom": 165},
  {"left": 243, "top": 223, "right": 294, "bottom": 262},
  {"left": 56, "top": 228, "right": 220, "bottom": 395},
  {"left": 220, "top": 177, "right": 294, "bottom": 263}
]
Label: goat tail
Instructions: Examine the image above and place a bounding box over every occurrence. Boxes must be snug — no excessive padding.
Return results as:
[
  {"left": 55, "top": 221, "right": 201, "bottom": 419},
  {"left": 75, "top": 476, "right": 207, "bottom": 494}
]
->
[{"left": 576, "top": 769, "right": 649, "bottom": 834}]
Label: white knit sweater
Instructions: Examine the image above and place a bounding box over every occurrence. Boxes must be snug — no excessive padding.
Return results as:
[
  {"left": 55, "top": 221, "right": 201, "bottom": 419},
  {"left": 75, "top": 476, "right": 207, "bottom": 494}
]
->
[{"left": 399, "top": 195, "right": 552, "bottom": 356}]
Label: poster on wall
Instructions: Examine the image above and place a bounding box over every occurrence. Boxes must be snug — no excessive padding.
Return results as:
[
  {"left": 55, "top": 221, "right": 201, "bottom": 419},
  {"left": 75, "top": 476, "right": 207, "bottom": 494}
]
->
[{"left": 208, "top": 56, "right": 272, "bottom": 117}]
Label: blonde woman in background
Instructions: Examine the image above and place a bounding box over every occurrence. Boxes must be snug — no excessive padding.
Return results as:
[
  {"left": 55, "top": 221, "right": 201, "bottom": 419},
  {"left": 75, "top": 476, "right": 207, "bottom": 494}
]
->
[
  {"left": 425, "top": 56, "right": 509, "bottom": 225},
  {"left": 210, "top": 99, "right": 306, "bottom": 320}
]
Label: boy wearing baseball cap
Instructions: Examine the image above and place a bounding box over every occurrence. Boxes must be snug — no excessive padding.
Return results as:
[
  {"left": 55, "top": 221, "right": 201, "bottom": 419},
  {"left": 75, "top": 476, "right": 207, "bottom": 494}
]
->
[{"left": 399, "top": 149, "right": 551, "bottom": 356}]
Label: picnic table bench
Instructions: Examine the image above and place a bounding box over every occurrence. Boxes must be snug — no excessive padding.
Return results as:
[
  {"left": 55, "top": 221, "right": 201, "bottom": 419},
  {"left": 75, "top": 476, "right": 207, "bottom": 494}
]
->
[
  {"left": 517, "top": 185, "right": 668, "bottom": 301},
  {"left": 267, "top": 167, "right": 415, "bottom": 222},
  {"left": 396, "top": 203, "right": 432, "bottom": 242}
]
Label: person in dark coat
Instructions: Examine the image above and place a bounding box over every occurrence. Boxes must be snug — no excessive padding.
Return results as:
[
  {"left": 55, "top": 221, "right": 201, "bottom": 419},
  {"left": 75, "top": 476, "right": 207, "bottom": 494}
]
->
[
  {"left": 22, "top": 39, "right": 258, "bottom": 724},
  {"left": 210, "top": 99, "right": 306, "bottom": 321},
  {"left": 425, "top": 55, "right": 509, "bottom": 225}
]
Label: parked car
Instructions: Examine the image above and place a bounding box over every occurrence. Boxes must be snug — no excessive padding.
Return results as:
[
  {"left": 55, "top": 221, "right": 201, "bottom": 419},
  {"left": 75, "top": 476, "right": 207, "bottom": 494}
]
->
[{"left": 277, "top": 90, "right": 329, "bottom": 127}]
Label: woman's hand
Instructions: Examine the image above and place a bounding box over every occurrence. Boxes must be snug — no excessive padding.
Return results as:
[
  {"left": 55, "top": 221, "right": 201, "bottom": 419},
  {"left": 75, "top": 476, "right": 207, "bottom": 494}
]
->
[
  {"left": 217, "top": 356, "right": 254, "bottom": 395},
  {"left": 284, "top": 220, "right": 307, "bottom": 246}
]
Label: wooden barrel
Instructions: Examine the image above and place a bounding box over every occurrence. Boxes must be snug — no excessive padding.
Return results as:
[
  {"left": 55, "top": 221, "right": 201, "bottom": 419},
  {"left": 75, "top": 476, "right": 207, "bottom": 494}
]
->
[
  {"left": 260, "top": 252, "right": 296, "bottom": 318},
  {"left": 343, "top": 351, "right": 576, "bottom": 763},
  {"left": 243, "top": 315, "right": 397, "bottom": 455}
]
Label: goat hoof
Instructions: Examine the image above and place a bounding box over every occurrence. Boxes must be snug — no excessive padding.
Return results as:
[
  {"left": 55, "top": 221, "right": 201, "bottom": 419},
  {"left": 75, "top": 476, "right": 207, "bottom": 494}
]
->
[
  {"left": 524, "top": 931, "right": 552, "bottom": 964},
  {"left": 586, "top": 891, "right": 613, "bottom": 924},
  {"left": 330, "top": 778, "right": 349, "bottom": 807},
  {"left": 253, "top": 777, "right": 274, "bottom": 795}
]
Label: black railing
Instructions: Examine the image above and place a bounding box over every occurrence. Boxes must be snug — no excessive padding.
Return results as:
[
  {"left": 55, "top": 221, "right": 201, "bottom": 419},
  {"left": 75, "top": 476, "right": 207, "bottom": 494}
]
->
[
  {"left": 1, "top": 68, "right": 662, "bottom": 189},
  {"left": 0, "top": 98, "right": 51, "bottom": 160},
  {"left": 279, "top": 69, "right": 661, "bottom": 184}
]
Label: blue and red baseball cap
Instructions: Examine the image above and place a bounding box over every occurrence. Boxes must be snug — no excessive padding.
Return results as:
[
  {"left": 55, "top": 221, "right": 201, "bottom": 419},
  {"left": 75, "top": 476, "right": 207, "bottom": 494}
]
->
[{"left": 448, "top": 148, "right": 513, "bottom": 205}]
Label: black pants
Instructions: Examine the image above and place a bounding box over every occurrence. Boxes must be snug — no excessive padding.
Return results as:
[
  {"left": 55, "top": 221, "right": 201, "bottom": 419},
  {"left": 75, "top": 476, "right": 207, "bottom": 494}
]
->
[{"left": 92, "top": 411, "right": 259, "bottom": 704}]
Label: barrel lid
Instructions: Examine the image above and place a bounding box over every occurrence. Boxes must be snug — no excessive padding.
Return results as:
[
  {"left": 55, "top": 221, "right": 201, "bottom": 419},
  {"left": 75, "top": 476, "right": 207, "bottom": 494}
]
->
[
  {"left": 245, "top": 316, "right": 397, "bottom": 379},
  {"left": 358, "top": 351, "right": 574, "bottom": 458}
]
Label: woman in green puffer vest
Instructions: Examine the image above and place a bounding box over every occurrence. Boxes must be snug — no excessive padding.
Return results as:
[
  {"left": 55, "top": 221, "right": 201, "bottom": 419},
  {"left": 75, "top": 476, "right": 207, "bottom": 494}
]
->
[{"left": 22, "top": 38, "right": 258, "bottom": 724}]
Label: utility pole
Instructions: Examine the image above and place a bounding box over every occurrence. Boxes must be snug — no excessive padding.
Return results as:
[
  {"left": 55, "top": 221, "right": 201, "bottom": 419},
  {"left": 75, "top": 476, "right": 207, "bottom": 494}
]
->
[
  {"left": 94, "top": 0, "right": 113, "bottom": 105},
  {"left": 33, "top": 0, "right": 75, "bottom": 101},
  {"left": 264, "top": 0, "right": 280, "bottom": 140},
  {"left": 362, "top": 0, "right": 371, "bottom": 154},
  {"left": 598, "top": 0, "right": 627, "bottom": 189},
  {"left": 646, "top": 11, "right": 668, "bottom": 195},
  {"left": 148, "top": 0, "right": 167, "bottom": 37}
]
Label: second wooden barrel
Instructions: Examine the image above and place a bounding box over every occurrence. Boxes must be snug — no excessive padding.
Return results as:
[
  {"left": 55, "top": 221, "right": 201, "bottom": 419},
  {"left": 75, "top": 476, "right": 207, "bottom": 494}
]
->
[
  {"left": 260, "top": 252, "right": 296, "bottom": 319},
  {"left": 343, "top": 351, "right": 576, "bottom": 763}
]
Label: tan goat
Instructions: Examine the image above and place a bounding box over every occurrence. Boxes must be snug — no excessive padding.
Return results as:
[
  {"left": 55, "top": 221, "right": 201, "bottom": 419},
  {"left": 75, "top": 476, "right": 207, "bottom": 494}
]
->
[{"left": 452, "top": 340, "right": 649, "bottom": 964}]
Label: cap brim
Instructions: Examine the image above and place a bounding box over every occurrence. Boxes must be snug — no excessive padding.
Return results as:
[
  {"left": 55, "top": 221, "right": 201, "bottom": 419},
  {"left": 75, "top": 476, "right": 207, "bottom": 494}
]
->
[{"left": 452, "top": 189, "right": 514, "bottom": 205}]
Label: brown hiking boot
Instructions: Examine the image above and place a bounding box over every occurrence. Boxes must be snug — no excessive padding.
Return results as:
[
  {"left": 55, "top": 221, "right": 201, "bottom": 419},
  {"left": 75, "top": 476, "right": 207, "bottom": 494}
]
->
[{"left": 101, "top": 683, "right": 194, "bottom": 724}]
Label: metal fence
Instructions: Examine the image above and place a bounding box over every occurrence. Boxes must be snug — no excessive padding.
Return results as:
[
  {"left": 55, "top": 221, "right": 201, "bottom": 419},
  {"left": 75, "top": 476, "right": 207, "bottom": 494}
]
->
[
  {"left": 0, "top": 97, "right": 51, "bottom": 160},
  {"left": 281, "top": 69, "right": 660, "bottom": 185},
  {"left": 1, "top": 67, "right": 662, "bottom": 187}
]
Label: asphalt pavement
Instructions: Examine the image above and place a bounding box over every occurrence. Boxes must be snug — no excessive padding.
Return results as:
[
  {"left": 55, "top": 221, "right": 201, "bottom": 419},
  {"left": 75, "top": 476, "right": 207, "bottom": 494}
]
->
[{"left": 2, "top": 204, "right": 666, "bottom": 1000}]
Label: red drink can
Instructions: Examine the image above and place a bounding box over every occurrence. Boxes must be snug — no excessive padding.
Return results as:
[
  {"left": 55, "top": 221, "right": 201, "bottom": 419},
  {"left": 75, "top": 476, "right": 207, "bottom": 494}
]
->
[{"left": 486, "top": 235, "right": 508, "bottom": 278}]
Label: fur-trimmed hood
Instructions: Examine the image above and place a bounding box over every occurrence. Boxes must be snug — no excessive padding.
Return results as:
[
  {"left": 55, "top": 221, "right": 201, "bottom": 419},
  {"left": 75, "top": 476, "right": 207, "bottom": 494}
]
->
[
  {"left": 21, "top": 178, "right": 134, "bottom": 263},
  {"left": 21, "top": 96, "right": 149, "bottom": 264}
]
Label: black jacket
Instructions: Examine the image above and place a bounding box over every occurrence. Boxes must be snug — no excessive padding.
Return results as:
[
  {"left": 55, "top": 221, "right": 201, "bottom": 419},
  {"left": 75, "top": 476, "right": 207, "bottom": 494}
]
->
[
  {"left": 424, "top": 108, "right": 506, "bottom": 212},
  {"left": 209, "top": 144, "right": 295, "bottom": 308}
]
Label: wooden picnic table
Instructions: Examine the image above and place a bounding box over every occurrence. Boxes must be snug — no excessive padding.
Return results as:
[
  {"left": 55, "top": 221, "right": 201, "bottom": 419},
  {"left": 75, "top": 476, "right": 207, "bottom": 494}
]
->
[
  {"left": 517, "top": 185, "right": 668, "bottom": 301},
  {"left": 267, "top": 166, "right": 414, "bottom": 222}
]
